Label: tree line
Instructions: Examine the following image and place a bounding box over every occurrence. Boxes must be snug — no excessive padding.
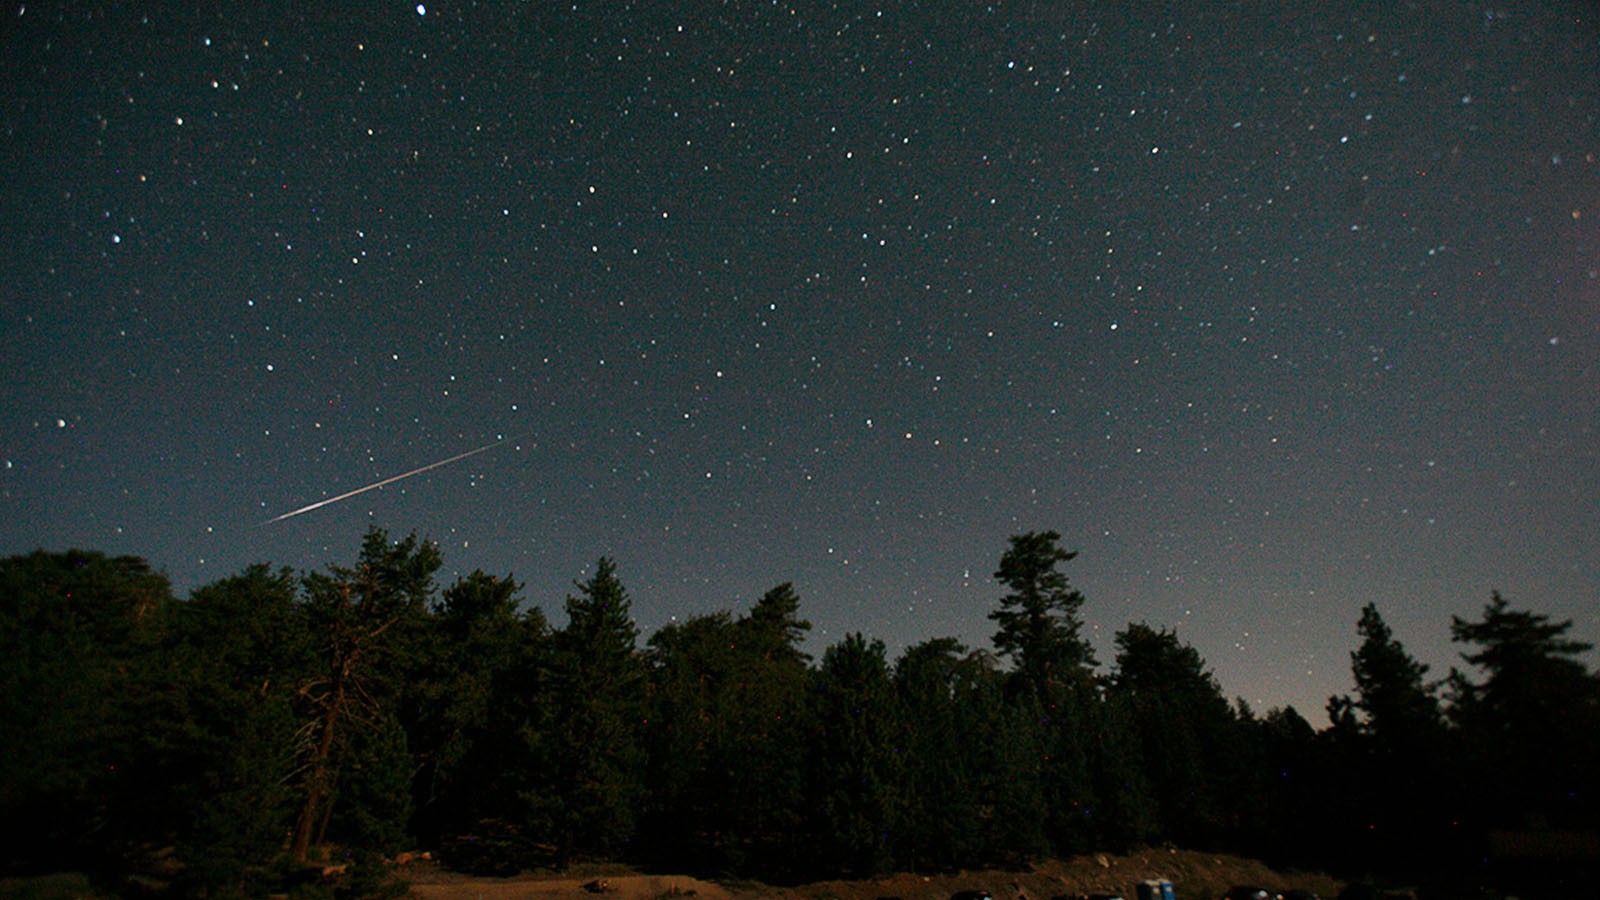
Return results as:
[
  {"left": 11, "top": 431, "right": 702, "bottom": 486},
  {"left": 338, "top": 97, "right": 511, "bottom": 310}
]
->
[{"left": 1, "top": 528, "right": 1595, "bottom": 896}]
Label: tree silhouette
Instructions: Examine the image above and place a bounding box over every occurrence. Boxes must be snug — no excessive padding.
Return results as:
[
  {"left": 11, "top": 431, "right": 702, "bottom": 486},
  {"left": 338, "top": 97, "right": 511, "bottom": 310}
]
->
[
  {"left": 1108, "top": 623, "right": 1231, "bottom": 846},
  {"left": 891, "top": 638, "right": 992, "bottom": 868},
  {"left": 541, "top": 558, "right": 645, "bottom": 867},
  {"left": 1449, "top": 592, "right": 1600, "bottom": 831},
  {"left": 8, "top": 530, "right": 1598, "bottom": 888},
  {"left": 989, "top": 531, "right": 1096, "bottom": 700},
  {"left": 163, "top": 565, "right": 309, "bottom": 894},
  {"left": 290, "top": 529, "right": 441, "bottom": 860},
  {"left": 405, "top": 570, "right": 530, "bottom": 847},
  {"left": 809, "top": 633, "right": 900, "bottom": 876},
  {"left": 641, "top": 585, "right": 814, "bottom": 877},
  {"left": 1348, "top": 604, "right": 1443, "bottom": 755},
  {"left": 0, "top": 550, "right": 174, "bottom": 874},
  {"left": 1313, "top": 605, "right": 1451, "bottom": 874}
]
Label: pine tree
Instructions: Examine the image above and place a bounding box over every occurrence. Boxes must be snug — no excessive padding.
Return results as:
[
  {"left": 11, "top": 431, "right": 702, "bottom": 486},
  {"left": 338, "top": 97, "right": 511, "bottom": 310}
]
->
[
  {"left": 1108, "top": 623, "right": 1230, "bottom": 846},
  {"left": 1349, "top": 604, "right": 1443, "bottom": 756},
  {"left": 165, "top": 565, "right": 309, "bottom": 895},
  {"left": 891, "top": 639, "right": 1059, "bottom": 868},
  {"left": 641, "top": 610, "right": 739, "bottom": 869},
  {"left": 1330, "top": 604, "right": 1449, "bottom": 873},
  {"left": 989, "top": 531, "right": 1096, "bottom": 699},
  {"left": 809, "top": 633, "right": 900, "bottom": 877},
  {"left": 987, "top": 532, "right": 1100, "bottom": 857},
  {"left": 726, "top": 584, "right": 813, "bottom": 873},
  {"left": 542, "top": 558, "right": 645, "bottom": 867},
  {"left": 0, "top": 550, "right": 174, "bottom": 874},
  {"left": 1448, "top": 592, "right": 1600, "bottom": 830},
  {"left": 290, "top": 528, "right": 441, "bottom": 860},
  {"left": 638, "top": 583, "right": 813, "bottom": 877},
  {"left": 892, "top": 638, "right": 987, "bottom": 869},
  {"left": 406, "top": 570, "right": 530, "bottom": 846}
]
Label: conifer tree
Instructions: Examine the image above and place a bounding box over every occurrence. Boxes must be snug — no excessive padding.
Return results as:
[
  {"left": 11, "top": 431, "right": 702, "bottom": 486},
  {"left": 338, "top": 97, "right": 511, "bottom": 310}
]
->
[
  {"left": 1108, "top": 623, "right": 1229, "bottom": 846},
  {"left": 988, "top": 532, "right": 1100, "bottom": 857},
  {"left": 727, "top": 583, "right": 813, "bottom": 871},
  {"left": 406, "top": 571, "right": 529, "bottom": 845},
  {"left": 641, "top": 610, "right": 739, "bottom": 869},
  {"left": 989, "top": 531, "right": 1096, "bottom": 699},
  {"left": 809, "top": 633, "right": 900, "bottom": 876},
  {"left": 0, "top": 551, "right": 174, "bottom": 873},
  {"left": 290, "top": 529, "right": 441, "bottom": 860},
  {"left": 1333, "top": 603, "right": 1448, "bottom": 873},
  {"left": 542, "top": 558, "right": 645, "bottom": 866},
  {"left": 892, "top": 638, "right": 986, "bottom": 869},
  {"left": 1448, "top": 592, "right": 1600, "bottom": 830},
  {"left": 165, "top": 565, "right": 308, "bottom": 894},
  {"left": 1348, "top": 603, "right": 1442, "bottom": 755}
]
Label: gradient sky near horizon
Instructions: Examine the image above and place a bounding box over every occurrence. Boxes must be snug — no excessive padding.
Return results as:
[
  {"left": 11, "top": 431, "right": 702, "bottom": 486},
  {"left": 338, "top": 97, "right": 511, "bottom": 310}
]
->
[{"left": 3, "top": 0, "right": 1598, "bottom": 723}]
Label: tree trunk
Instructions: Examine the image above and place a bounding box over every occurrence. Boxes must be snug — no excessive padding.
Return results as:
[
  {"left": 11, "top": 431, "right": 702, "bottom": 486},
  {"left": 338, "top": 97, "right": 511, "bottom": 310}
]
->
[{"left": 291, "top": 680, "right": 344, "bottom": 860}]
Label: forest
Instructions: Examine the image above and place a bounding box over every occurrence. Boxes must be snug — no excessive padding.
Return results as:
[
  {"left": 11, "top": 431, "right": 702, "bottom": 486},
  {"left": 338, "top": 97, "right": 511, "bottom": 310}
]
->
[{"left": 1, "top": 528, "right": 1596, "bottom": 897}]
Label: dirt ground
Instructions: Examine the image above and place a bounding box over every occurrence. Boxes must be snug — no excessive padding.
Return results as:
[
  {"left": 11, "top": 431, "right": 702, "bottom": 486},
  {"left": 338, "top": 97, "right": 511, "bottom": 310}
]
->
[{"left": 400, "top": 848, "right": 1343, "bottom": 900}]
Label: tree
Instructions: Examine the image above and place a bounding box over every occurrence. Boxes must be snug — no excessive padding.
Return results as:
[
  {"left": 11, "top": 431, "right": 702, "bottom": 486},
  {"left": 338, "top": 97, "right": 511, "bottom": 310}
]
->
[
  {"left": 1347, "top": 604, "right": 1443, "bottom": 755},
  {"left": 405, "top": 571, "right": 530, "bottom": 846},
  {"left": 163, "top": 565, "right": 309, "bottom": 895},
  {"left": 1249, "top": 706, "right": 1331, "bottom": 868},
  {"left": 989, "top": 531, "right": 1096, "bottom": 699},
  {"left": 447, "top": 597, "right": 553, "bottom": 876},
  {"left": 988, "top": 532, "right": 1100, "bottom": 857},
  {"left": 1091, "top": 689, "right": 1158, "bottom": 851},
  {"left": 1322, "top": 604, "right": 1451, "bottom": 872},
  {"left": 721, "top": 584, "right": 813, "bottom": 872},
  {"left": 978, "top": 680, "right": 1052, "bottom": 861},
  {"left": 1448, "top": 592, "right": 1600, "bottom": 830},
  {"left": 0, "top": 550, "right": 174, "bottom": 875},
  {"left": 638, "top": 582, "right": 814, "bottom": 877},
  {"left": 742, "top": 581, "right": 812, "bottom": 663},
  {"left": 1107, "top": 623, "right": 1233, "bottom": 846},
  {"left": 540, "top": 558, "right": 646, "bottom": 866},
  {"left": 892, "top": 640, "right": 1048, "bottom": 868},
  {"left": 290, "top": 528, "right": 441, "bottom": 860},
  {"left": 891, "top": 638, "right": 982, "bottom": 869},
  {"left": 808, "top": 634, "right": 900, "bottom": 877},
  {"left": 641, "top": 610, "right": 740, "bottom": 870}
]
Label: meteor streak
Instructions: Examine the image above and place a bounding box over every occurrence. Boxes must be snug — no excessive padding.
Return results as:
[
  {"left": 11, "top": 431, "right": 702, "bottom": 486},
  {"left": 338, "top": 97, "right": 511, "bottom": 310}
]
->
[{"left": 260, "top": 440, "right": 503, "bottom": 525}]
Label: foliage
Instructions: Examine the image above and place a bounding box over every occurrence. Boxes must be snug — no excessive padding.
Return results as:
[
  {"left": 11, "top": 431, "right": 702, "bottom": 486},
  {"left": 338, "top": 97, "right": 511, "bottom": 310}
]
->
[
  {"left": 1347, "top": 604, "right": 1444, "bottom": 755},
  {"left": 538, "top": 558, "right": 646, "bottom": 866},
  {"left": 808, "top": 634, "right": 900, "bottom": 876},
  {"left": 1108, "top": 622, "right": 1240, "bottom": 847},
  {"left": 989, "top": 530, "right": 1096, "bottom": 700},
  {"left": 404, "top": 570, "right": 532, "bottom": 846},
  {"left": 163, "top": 565, "right": 309, "bottom": 895},
  {"left": 890, "top": 639, "right": 1003, "bottom": 869},
  {"left": 1447, "top": 592, "right": 1600, "bottom": 831},
  {"left": 1320, "top": 604, "right": 1448, "bottom": 875},
  {"left": 290, "top": 529, "right": 442, "bottom": 860},
  {"left": 639, "top": 583, "right": 812, "bottom": 878},
  {"left": 0, "top": 550, "right": 174, "bottom": 875},
  {"left": 1, "top": 536, "right": 1595, "bottom": 890}
]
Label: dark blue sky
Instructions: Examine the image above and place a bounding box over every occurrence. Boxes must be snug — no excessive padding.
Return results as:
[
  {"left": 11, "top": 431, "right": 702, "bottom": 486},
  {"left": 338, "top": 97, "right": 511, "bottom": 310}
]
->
[{"left": 4, "top": 0, "right": 1597, "bottom": 721}]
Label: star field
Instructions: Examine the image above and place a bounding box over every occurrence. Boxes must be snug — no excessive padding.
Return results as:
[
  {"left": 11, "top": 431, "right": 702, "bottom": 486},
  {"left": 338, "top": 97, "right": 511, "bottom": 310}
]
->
[{"left": 3, "top": 0, "right": 1597, "bottom": 721}]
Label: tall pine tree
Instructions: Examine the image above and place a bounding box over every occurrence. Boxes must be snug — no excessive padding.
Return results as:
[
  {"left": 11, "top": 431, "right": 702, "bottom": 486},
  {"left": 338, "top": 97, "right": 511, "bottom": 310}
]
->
[
  {"left": 1334, "top": 604, "right": 1448, "bottom": 875},
  {"left": 989, "top": 531, "right": 1096, "bottom": 699},
  {"left": 988, "top": 532, "right": 1099, "bottom": 856},
  {"left": 1448, "top": 592, "right": 1600, "bottom": 831},
  {"left": 808, "top": 633, "right": 901, "bottom": 877},
  {"left": 290, "top": 529, "right": 440, "bottom": 860},
  {"left": 541, "top": 558, "right": 645, "bottom": 867},
  {"left": 1108, "top": 623, "right": 1230, "bottom": 847}
]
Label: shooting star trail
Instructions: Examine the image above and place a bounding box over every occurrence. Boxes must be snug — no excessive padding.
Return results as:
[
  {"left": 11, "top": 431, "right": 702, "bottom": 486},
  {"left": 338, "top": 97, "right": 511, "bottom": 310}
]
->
[{"left": 259, "top": 440, "right": 504, "bottom": 525}]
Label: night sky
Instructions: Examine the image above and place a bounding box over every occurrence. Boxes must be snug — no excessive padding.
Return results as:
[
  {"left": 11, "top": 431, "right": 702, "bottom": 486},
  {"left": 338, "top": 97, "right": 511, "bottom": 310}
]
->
[{"left": 4, "top": 0, "right": 1598, "bottom": 722}]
